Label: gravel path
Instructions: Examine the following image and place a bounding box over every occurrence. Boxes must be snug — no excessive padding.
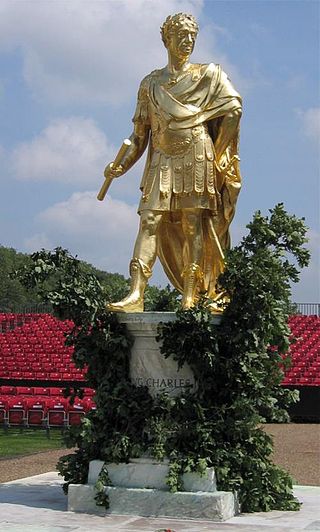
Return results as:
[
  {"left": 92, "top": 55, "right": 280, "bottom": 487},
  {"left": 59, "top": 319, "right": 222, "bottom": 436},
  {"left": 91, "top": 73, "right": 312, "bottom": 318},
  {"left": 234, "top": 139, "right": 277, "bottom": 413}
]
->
[
  {"left": 0, "top": 424, "right": 319, "bottom": 485},
  {"left": 0, "top": 448, "right": 72, "bottom": 483},
  {"left": 264, "top": 423, "right": 319, "bottom": 486}
]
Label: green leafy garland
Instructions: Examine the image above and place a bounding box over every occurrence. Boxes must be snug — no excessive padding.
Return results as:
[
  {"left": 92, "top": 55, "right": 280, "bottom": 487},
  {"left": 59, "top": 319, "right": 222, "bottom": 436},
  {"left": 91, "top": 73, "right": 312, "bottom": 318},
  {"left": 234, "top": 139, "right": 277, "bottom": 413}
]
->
[{"left": 15, "top": 204, "right": 310, "bottom": 512}]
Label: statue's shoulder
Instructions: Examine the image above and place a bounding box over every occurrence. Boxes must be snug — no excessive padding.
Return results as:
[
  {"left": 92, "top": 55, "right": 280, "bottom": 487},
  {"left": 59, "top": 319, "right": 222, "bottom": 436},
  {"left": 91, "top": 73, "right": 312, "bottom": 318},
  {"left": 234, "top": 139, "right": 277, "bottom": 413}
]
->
[
  {"left": 137, "top": 69, "right": 162, "bottom": 99},
  {"left": 140, "top": 69, "right": 162, "bottom": 87}
]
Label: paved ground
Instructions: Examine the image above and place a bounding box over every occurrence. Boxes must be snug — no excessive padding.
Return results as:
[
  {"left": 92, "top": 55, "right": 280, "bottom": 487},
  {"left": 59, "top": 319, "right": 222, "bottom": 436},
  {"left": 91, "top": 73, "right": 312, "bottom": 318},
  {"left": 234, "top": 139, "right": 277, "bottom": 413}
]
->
[
  {"left": 0, "top": 472, "right": 319, "bottom": 531},
  {"left": 0, "top": 424, "right": 319, "bottom": 531}
]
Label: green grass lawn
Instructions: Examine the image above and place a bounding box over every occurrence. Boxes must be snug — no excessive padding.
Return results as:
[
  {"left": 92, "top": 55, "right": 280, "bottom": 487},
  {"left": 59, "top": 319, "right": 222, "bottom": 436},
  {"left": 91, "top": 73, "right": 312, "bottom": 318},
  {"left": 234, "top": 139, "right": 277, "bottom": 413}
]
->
[{"left": 0, "top": 428, "right": 65, "bottom": 458}]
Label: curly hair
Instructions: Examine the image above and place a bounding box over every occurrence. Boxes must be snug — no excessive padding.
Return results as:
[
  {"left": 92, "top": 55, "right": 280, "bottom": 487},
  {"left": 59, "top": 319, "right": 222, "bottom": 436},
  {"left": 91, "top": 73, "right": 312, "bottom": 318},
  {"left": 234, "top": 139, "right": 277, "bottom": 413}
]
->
[{"left": 161, "top": 13, "right": 199, "bottom": 48}]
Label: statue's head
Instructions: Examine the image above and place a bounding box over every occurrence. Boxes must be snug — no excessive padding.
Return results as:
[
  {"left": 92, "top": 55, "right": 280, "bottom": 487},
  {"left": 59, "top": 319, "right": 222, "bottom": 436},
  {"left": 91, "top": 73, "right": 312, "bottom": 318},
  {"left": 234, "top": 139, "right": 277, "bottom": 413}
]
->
[{"left": 161, "top": 13, "right": 199, "bottom": 58}]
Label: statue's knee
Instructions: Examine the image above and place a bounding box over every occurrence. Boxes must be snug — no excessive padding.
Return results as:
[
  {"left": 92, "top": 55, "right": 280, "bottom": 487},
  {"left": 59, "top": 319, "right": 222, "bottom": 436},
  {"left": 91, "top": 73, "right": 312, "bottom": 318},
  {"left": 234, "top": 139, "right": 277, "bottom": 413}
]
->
[{"left": 141, "top": 212, "right": 159, "bottom": 235}]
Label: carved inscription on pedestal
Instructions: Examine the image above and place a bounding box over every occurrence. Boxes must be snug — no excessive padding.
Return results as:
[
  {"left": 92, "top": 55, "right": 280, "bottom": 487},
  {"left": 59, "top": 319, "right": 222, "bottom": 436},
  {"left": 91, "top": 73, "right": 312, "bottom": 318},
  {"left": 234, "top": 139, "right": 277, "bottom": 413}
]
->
[
  {"left": 118, "top": 312, "right": 197, "bottom": 397},
  {"left": 131, "top": 376, "right": 194, "bottom": 393}
]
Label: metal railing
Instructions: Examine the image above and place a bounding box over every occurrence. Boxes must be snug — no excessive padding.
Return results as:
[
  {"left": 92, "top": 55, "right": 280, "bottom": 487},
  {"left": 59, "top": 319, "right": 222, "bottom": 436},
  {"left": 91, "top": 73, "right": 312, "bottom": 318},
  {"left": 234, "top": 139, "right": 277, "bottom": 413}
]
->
[
  {"left": 0, "top": 304, "right": 52, "bottom": 333},
  {"left": 294, "top": 303, "right": 320, "bottom": 317},
  {"left": 0, "top": 303, "right": 52, "bottom": 314}
]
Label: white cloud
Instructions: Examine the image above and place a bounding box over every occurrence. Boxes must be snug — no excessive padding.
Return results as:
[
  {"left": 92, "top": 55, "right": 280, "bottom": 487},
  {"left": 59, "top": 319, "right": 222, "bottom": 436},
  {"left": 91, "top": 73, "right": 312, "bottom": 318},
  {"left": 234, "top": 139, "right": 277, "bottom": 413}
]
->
[
  {"left": 23, "top": 189, "right": 176, "bottom": 285},
  {"left": 297, "top": 107, "right": 320, "bottom": 141},
  {"left": 24, "top": 232, "right": 53, "bottom": 252},
  {"left": 11, "top": 117, "right": 114, "bottom": 186},
  {"left": 0, "top": 0, "right": 204, "bottom": 105},
  {"left": 24, "top": 191, "right": 139, "bottom": 275},
  {"left": 0, "top": 0, "right": 254, "bottom": 105}
]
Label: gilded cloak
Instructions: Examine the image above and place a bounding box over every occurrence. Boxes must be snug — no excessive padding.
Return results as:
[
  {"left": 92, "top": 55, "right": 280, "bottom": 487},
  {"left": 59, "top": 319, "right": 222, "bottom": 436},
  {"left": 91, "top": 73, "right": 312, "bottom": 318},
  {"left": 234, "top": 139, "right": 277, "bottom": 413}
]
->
[{"left": 133, "top": 63, "right": 242, "bottom": 298}]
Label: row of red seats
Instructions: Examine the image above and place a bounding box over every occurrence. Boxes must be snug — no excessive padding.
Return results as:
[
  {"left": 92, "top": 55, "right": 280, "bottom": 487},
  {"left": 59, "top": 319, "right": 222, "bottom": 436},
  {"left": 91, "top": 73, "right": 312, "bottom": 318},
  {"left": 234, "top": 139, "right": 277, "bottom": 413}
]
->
[
  {"left": 282, "top": 376, "right": 320, "bottom": 386},
  {"left": 0, "top": 370, "right": 85, "bottom": 380},
  {"left": 0, "top": 313, "right": 43, "bottom": 333},
  {"left": 289, "top": 314, "right": 319, "bottom": 323},
  {"left": 1, "top": 313, "right": 319, "bottom": 388},
  {"left": 0, "top": 313, "right": 84, "bottom": 381},
  {"left": 0, "top": 385, "right": 94, "bottom": 397},
  {"left": 0, "top": 395, "right": 96, "bottom": 428},
  {"left": 282, "top": 315, "right": 320, "bottom": 385}
]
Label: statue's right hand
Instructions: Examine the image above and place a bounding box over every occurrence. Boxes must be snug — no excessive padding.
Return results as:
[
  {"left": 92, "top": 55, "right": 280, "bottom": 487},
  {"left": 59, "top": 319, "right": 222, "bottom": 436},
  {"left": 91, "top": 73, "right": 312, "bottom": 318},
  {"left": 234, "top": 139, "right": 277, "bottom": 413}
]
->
[{"left": 104, "top": 162, "right": 124, "bottom": 179}]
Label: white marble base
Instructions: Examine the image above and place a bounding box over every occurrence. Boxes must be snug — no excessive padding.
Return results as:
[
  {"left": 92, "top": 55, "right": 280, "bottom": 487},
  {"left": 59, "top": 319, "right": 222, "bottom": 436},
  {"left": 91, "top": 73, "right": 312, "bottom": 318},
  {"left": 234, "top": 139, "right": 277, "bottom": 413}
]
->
[
  {"left": 118, "top": 312, "right": 220, "bottom": 397},
  {"left": 68, "top": 484, "right": 236, "bottom": 521},
  {"left": 68, "top": 458, "right": 236, "bottom": 521},
  {"left": 88, "top": 458, "right": 217, "bottom": 492}
]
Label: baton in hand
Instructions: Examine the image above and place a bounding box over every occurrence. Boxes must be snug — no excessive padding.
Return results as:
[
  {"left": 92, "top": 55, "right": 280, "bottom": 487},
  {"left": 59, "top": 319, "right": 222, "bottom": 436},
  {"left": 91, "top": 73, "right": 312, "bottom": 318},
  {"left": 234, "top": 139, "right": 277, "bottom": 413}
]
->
[{"left": 97, "top": 138, "right": 132, "bottom": 201}]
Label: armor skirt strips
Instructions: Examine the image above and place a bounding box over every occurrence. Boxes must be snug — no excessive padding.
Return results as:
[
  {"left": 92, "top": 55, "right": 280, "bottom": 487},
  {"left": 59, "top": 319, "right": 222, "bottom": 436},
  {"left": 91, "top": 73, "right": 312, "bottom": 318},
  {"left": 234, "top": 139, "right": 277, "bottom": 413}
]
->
[{"left": 138, "top": 136, "right": 220, "bottom": 213}]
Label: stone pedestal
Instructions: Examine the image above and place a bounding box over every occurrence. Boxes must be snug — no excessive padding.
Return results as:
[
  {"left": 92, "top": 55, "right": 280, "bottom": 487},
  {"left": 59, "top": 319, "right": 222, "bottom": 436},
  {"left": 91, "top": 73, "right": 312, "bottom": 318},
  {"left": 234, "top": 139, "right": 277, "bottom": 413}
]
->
[
  {"left": 67, "top": 312, "right": 235, "bottom": 521},
  {"left": 118, "top": 311, "right": 220, "bottom": 397},
  {"left": 68, "top": 458, "right": 238, "bottom": 521}
]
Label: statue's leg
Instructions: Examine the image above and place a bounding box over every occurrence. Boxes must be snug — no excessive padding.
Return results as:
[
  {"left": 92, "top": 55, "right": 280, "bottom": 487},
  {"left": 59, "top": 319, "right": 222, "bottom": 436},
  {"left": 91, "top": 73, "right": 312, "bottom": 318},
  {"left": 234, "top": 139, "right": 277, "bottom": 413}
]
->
[
  {"left": 107, "top": 210, "right": 162, "bottom": 312},
  {"left": 181, "top": 209, "right": 204, "bottom": 309}
]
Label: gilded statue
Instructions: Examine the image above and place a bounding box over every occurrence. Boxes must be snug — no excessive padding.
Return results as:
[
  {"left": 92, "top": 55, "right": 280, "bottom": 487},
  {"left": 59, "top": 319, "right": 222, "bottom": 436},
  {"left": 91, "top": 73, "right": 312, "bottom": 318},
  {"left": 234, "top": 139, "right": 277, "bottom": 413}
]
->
[{"left": 99, "top": 13, "right": 242, "bottom": 312}]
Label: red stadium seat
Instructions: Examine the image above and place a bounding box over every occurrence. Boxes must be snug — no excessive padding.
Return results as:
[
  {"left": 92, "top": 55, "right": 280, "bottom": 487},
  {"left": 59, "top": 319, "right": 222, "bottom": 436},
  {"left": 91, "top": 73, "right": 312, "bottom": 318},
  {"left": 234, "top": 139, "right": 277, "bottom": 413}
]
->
[
  {"left": 26, "top": 397, "right": 47, "bottom": 426},
  {"left": 31, "top": 362, "right": 42, "bottom": 370},
  {"left": 49, "top": 387, "right": 65, "bottom": 396},
  {"left": 67, "top": 399, "right": 85, "bottom": 426},
  {"left": 33, "top": 387, "right": 50, "bottom": 396},
  {"left": 22, "top": 371, "right": 35, "bottom": 379},
  {"left": 0, "top": 386, "right": 16, "bottom": 395},
  {"left": 282, "top": 377, "right": 297, "bottom": 385},
  {"left": 16, "top": 386, "right": 33, "bottom": 396},
  {"left": 11, "top": 371, "right": 22, "bottom": 379},
  {"left": 47, "top": 398, "right": 67, "bottom": 427},
  {"left": 48, "top": 372, "right": 61, "bottom": 380},
  {"left": 83, "top": 397, "right": 96, "bottom": 412},
  {"left": 83, "top": 388, "right": 95, "bottom": 397},
  {"left": 298, "top": 377, "right": 313, "bottom": 385},
  {"left": 7, "top": 397, "right": 26, "bottom": 426},
  {"left": 35, "top": 372, "right": 47, "bottom": 379}
]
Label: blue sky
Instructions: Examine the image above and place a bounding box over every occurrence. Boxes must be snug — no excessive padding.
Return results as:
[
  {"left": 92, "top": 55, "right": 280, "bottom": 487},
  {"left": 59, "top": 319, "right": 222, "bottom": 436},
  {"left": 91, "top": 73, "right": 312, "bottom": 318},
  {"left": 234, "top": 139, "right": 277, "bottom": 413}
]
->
[{"left": 0, "top": 0, "right": 319, "bottom": 301}]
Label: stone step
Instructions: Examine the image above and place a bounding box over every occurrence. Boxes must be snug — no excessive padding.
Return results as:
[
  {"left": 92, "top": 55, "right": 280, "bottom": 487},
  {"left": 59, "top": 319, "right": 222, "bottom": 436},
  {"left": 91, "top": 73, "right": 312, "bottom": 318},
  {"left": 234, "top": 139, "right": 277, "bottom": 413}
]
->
[
  {"left": 88, "top": 459, "right": 217, "bottom": 492},
  {"left": 68, "top": 484, "right": 237, "bottom": 521}
]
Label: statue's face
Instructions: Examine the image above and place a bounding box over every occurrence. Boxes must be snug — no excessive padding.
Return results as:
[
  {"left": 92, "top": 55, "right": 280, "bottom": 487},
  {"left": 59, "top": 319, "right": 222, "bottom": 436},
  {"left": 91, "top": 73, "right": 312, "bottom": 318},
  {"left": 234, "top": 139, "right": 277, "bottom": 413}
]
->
[{"left": 167, "top": 22, "right": 197, "bottom": 59}]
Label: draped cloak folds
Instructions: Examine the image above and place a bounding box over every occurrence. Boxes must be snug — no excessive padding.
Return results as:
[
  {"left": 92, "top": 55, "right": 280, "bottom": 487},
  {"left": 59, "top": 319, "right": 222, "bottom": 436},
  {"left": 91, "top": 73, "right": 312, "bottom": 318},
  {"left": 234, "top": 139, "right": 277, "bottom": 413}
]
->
[{"left": 133, "top": 63, "right": 242, "bottom": 298}]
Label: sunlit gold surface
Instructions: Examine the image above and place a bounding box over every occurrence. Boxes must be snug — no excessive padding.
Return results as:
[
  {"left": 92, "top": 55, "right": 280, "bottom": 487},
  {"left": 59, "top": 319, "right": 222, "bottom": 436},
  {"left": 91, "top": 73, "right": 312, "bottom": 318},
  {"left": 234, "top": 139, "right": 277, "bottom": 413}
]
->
[
  {"left": 97, "top": 139, "right": 131, "bottom": 201},
  {"left": 101, "top": 13, "right": 242, "bottom": 312}
]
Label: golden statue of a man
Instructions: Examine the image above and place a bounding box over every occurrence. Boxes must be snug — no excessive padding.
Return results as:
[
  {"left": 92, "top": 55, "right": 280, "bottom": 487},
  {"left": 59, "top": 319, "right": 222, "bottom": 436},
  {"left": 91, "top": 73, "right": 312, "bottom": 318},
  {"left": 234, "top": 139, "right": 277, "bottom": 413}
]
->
[{"left": 104, "top": 13, "right": 242, "bottom": 312}]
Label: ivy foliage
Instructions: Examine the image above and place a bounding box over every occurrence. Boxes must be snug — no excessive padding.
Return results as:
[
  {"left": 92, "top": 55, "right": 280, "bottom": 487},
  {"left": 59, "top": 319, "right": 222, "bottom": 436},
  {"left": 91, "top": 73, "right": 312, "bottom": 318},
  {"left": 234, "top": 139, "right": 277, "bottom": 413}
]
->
[
  {"left": 156, "top": 204, "right": 310, "bottom": 510},
  {"left": 15, "top": 204, "right": 310, "bottom": 513},
  {"left": 15, "top": 247, "right": 153, "bottom": 498}
]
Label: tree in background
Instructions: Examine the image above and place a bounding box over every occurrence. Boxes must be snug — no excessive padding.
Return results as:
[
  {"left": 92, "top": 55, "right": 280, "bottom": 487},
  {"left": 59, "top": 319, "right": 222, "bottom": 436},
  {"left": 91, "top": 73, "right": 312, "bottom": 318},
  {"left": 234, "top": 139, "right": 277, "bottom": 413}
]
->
[
  {"left": 0, "top": 246, "right": 39, "bottom": 311},
  {"left": 0, "top": 244, "right": 178, "bottom": 312}
]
